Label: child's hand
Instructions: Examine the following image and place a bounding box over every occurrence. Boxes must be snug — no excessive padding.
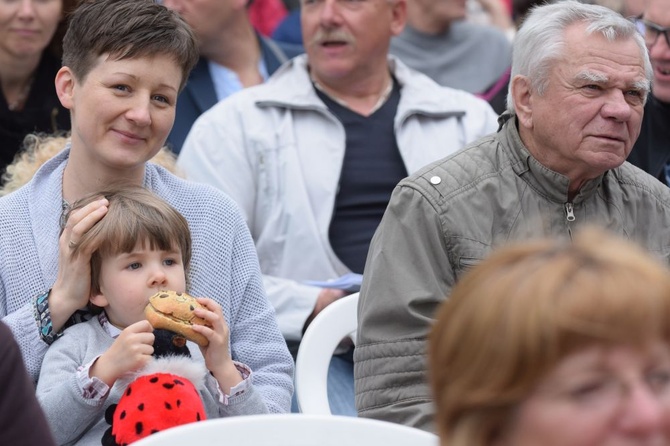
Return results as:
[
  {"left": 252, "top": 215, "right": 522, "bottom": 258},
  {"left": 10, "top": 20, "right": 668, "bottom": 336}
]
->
[
  {"left": 90, "top": 320, "right": 155, "bottom": 387},
  {"left": 191, "top": 298, "right": 242, "bottom": 394}
]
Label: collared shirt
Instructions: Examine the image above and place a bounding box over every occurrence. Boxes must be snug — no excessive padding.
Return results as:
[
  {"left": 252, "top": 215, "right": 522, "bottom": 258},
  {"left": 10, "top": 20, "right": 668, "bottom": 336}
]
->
[{"left": 208, "top": 59, "right": 270, "bottom": 102}]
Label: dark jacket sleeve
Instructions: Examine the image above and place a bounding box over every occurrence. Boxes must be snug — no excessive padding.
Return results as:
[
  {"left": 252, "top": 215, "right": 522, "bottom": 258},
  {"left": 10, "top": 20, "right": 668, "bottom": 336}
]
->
[{"left": 0, "top": 321, "right": 56, "bottom": 446}]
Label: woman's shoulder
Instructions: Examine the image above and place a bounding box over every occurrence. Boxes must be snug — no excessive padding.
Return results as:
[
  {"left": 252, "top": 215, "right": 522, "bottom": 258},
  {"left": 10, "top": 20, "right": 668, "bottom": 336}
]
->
[
  {"left": 148, "top": 164, "right": 245, "bottom": 221},
  {"left": 0, "top": 184, "right": 31, "bottom": 227}
]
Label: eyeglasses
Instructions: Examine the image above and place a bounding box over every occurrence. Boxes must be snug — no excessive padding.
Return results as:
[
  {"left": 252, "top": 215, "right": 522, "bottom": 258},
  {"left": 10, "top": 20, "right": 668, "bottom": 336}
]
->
[
  {"left": 633, "top": 17, "right": 670, "bottom": 48},
  {"left": 538, "top": 367, "right": 670, "bottom": 416}
]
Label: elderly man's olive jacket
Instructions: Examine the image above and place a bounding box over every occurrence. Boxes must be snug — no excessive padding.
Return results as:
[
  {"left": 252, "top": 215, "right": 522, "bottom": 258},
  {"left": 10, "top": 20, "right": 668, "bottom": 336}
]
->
[{"left": 355, "top": 114, "right": 670, "bottom": 432}]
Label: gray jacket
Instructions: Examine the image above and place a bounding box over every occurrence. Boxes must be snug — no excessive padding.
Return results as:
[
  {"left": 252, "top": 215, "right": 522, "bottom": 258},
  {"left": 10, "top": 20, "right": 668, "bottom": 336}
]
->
[{"left": 354, "top": 114, "right": 670, "bottom": 431}]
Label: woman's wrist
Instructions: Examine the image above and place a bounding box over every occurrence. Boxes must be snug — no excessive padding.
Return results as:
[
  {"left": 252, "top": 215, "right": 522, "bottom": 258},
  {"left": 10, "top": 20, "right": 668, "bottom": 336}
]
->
[
  {"left": 33, "top": 289, "right": 63, "bottom": 345},
  {"left": 46, "top": 285, "right": 80, "bottom": 333}
]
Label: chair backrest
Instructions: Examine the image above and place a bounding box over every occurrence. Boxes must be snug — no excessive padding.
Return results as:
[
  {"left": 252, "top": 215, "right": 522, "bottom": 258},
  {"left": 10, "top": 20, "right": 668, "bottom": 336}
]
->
[
  {"left": 132, "top": 413, "right": 439, "bottom": 446},
  {"left": 295, "top": 292, "right": 359, "bottom": 415}
]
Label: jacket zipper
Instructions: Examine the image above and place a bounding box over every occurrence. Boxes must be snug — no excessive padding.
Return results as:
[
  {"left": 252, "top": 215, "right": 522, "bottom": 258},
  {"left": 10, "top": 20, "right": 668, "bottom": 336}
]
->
[
  {"left": 565, "top": 202, "right": 575, "bottom": 222},
  {"left": 565, "top": 202, "right": 575, "bottom": 239}
]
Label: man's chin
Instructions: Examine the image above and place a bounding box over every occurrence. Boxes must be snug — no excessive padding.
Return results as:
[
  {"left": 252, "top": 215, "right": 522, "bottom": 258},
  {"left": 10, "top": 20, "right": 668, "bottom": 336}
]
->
[
  {"left": 593, "top": 154, "right": 628, "bottom": 172},
  {"left": 651, "top": 74, "right": 670, "bottom": 103}
]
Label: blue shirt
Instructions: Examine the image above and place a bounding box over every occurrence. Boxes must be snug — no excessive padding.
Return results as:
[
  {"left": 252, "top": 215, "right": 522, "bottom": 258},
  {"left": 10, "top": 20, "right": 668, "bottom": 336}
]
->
[{"left": 208, "top": 59, "right": 269, "bottom": 102}]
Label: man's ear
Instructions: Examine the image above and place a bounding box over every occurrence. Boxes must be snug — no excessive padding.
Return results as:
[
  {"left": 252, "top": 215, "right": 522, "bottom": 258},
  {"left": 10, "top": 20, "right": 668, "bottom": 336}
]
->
[
  {"left": 55, "top": 66, "right": 76, "bottom": 110},
  {"left": 390, "top": 0, "right": 407, "bottom": 36},
  {"left": 511, "top": 74, "right": 533, "bottom": 129}
]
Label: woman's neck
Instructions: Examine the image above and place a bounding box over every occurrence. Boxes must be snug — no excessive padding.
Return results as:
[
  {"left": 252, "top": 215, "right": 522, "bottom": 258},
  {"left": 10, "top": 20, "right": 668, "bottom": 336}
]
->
[
  {"left": 62, "top": 149, "right": 145, "bottom": 204},
  {"left": 0, "top": 52, "right": 42, "bottom": 111}
]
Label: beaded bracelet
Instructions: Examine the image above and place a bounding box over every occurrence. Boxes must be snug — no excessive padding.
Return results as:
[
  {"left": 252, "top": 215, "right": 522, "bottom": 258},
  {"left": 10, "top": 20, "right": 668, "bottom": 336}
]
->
[{"left": 33, "top": 289, "right": 62, "bottom": 345}]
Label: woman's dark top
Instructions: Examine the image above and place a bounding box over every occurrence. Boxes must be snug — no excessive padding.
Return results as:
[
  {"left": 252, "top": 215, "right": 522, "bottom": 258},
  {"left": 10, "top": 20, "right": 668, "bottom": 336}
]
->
[
  {"left": 0, "top": 52, "right": 70, "bottom": 174},
  {"left": 0, "top": 321, "right": 56, "bottom": 445}
]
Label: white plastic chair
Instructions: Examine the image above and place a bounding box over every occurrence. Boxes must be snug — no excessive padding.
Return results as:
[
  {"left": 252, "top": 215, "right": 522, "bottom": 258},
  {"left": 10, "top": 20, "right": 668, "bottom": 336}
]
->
[
  {"left": 132, "top": 413, "right": 439, "bottom": 446},
  {"left": 295, "top": 292, "right": 359, "bottom": 414}
]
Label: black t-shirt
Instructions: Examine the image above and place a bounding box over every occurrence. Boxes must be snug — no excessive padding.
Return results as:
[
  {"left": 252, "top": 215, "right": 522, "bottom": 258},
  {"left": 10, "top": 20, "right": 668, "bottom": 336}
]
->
[{"left": 317, "top": 78, "right": 407, "bottom": 274}]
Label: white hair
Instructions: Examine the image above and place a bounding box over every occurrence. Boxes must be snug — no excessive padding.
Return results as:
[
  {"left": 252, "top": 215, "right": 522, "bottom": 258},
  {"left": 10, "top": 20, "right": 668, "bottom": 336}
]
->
[{"left": 507, "top": 0, "right": 652, "bottom": 114}]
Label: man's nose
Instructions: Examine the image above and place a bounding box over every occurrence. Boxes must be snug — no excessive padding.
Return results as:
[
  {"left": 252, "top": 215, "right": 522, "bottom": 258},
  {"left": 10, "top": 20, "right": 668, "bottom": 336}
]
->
[
  {"left": 319, "top": 0, "right": 343, "bottom": 27},
  {"left": 601, "top": 90, "right": 634, "bottom": 122}
]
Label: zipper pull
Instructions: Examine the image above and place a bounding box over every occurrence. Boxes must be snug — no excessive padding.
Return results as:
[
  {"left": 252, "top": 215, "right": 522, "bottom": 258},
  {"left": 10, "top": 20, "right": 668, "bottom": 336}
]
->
[{"left": 565, "top": 202, "right": 575, "bottom": 222}]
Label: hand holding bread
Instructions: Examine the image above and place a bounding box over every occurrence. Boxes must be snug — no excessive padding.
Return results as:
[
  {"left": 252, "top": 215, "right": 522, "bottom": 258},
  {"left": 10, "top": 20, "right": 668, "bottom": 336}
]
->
[
  {"left": 145, "top": 290, "right": 212, "bottom": 347},
  {"left": 145, "top": 290, "right": 242, "bottom": 392}
]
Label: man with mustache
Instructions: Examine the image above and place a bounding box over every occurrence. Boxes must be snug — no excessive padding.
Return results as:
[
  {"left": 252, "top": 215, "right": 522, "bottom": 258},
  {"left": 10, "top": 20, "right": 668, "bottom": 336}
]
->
[
  {"left": 177, "top": 0, "right": 497, "bottom": 414},
  {"left": 626, "top": 0, "right": 670, "bottom": 186},
  {"left": 356, "top": 0, "right": 670, "bottom": 432}
]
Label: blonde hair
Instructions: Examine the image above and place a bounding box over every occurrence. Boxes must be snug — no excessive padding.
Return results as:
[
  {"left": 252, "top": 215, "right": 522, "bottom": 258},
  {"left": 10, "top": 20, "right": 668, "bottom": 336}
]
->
[
  {"left": 428, "top": 227, "right": 670, "bottom": 446},
  {"left": 0, "top": 134, "right": 183, "bottom": 197},
  {"left": 66, "top": 185, "right": 192, "bottom": 295}
]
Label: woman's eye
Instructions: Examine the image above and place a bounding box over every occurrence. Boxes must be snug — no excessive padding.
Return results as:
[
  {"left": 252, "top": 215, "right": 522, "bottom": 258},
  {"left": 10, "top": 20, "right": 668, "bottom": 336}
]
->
[
  {"left": 152, "top": 95, "right": 170, "bottom": 104},
  {"left": 568, "top": 380, "right": 612, "bottom": 401}
]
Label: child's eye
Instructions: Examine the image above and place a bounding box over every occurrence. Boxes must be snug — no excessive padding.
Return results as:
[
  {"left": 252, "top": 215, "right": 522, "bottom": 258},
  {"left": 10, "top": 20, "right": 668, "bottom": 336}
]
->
[
  {"left": 164, "top": 259, "right": 176, "bottom": 266},
  {"left": 128, "top": 262, "right": 141, "bottom": 270}
]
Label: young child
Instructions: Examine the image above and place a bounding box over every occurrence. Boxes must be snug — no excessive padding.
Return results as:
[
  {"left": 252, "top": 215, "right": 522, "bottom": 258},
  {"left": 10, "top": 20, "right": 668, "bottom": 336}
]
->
[{"left": 36, "top": 185, "right": 267, "bottom": 445}]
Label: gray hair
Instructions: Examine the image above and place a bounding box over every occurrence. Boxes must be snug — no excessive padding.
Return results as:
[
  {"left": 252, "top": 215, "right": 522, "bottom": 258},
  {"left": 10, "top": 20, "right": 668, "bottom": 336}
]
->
[{"left": 506, "top": 0, "right": 652, "bottom": 114}]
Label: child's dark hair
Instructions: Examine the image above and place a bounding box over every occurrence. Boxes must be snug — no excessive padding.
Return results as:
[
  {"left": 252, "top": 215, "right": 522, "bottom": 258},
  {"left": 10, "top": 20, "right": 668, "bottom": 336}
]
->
[{"left": 66, "top": 184, "right": 192, "bottom": 295}]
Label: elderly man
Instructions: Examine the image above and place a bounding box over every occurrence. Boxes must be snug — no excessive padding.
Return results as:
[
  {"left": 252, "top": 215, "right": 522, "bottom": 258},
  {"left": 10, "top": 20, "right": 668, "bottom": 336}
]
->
[
  {"left": 162, "top": 0, "right": 302, "bottom": 153},
  {"left": 627, "top": 0, "right": 670, "bottom": 185},
  {"left": 355, "top": 0, "right": 670, "bottom": 432},
  {"left": 178, "top": 0, "right": 497, "bottom": 414},
  {"left": 390, "top": 0, "right": 512, "bottom": 113}
]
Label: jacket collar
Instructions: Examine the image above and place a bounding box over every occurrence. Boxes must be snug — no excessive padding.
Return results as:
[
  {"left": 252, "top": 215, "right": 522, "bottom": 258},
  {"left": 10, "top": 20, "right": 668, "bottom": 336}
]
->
[
  {"left": 184, "top": 58, "right": 218, "bottom": 114},
  {"left": 256, "top": 54, "right": 471, "bottom": 121},
  {"left": 500, "top": 113, "right": 604, "bottom": 204}
]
